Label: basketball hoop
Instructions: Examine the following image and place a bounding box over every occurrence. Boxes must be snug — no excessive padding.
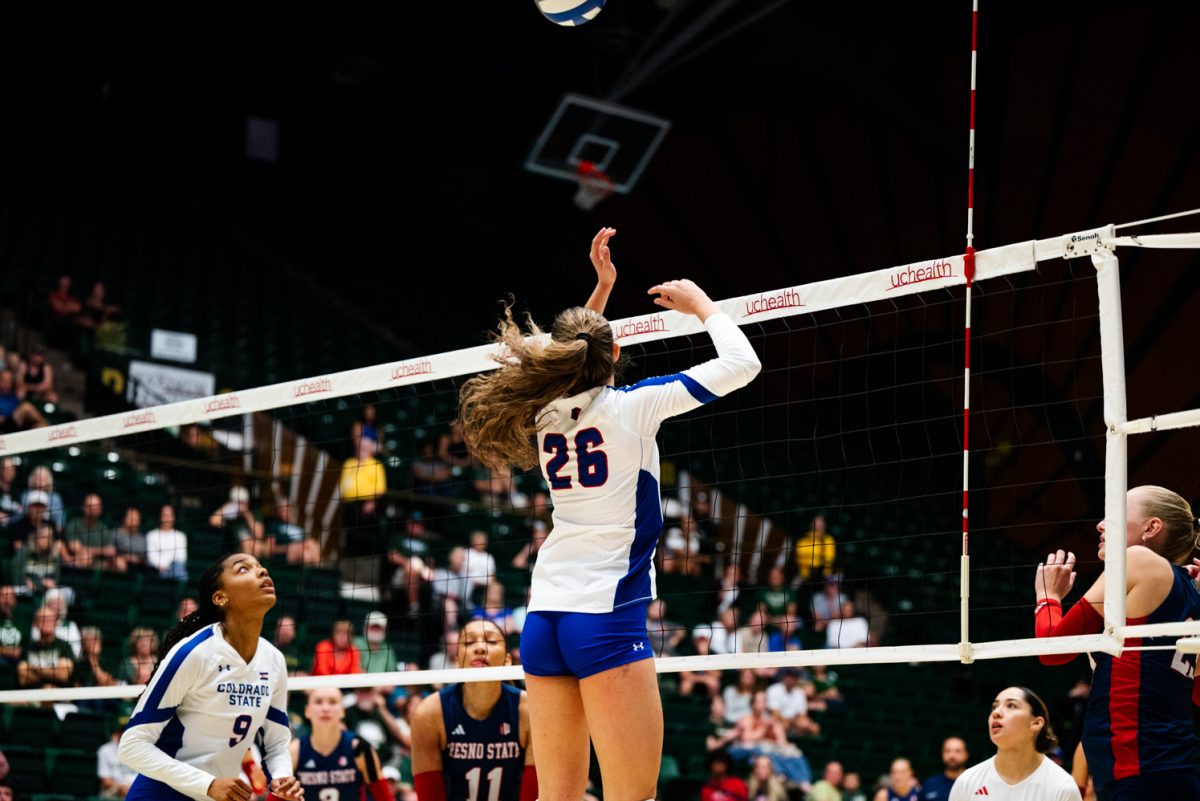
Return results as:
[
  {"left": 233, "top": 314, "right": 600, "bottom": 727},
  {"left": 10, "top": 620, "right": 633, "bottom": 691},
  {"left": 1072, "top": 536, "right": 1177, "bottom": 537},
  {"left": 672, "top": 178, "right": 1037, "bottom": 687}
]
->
[{"left": 573, "top": 161, "right": 615, "bottom": 211}]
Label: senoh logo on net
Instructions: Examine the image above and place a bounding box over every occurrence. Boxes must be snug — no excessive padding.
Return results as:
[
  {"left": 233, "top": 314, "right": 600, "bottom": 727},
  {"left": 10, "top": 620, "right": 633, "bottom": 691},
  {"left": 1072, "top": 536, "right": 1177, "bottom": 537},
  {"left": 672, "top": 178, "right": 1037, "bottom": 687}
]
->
[
  {"left": 122, "top": 410, "right": 158, "bottom": 429},
  {"left": 743, "top": 289, "right": 804, "bottom": 318},
  {"left": 391, "top": 359, "right": 433, "bottom": 381},
  {"left": 293, "top": 378, "right": 333, "bottom": 398},
  {"left": 204, "top": 395, "right": 241, "bottom": 415},
  {"left": 48, "top": 426, "right": 78, "bottom": 443},
  {"left": 888, "top": 259, "right": 954, "bottom": 291},
  {"left": 613, "top": 315, "right": 667, "bottom": 340}
]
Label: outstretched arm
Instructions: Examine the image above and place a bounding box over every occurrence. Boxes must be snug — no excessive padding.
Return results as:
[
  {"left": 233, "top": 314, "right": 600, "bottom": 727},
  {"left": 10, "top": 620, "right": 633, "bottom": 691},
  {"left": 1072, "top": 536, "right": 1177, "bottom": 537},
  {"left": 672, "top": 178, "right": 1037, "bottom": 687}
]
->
[{"left": 584, "top": 227, "right": 617, "bottom": 314}]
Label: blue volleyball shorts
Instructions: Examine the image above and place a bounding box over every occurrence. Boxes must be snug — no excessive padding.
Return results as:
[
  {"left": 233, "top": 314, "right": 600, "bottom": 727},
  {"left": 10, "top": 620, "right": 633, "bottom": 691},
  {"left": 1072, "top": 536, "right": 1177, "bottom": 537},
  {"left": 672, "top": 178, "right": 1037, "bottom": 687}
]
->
[{"left": 520, "top": 600, "right": 653, "bottom": 679}]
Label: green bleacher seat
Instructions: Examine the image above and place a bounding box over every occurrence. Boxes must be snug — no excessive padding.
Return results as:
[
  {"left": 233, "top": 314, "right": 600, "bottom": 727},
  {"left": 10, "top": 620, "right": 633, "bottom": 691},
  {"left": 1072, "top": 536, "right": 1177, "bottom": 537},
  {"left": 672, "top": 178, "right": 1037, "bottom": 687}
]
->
[
  {"left": 48, "top": 748, "right": 100, "bottom": 795},
  {"left": 10, "top": 705, "right": 59, "bottom": 748},
  {"left": 301, "top": 567, "right": 341, "bottom": 598},
  {"left": 4, "top": 745, "right": 48, "bottom": 794},
  {"left": 58, "top": 710, "right": 110, "bottom": 751}
]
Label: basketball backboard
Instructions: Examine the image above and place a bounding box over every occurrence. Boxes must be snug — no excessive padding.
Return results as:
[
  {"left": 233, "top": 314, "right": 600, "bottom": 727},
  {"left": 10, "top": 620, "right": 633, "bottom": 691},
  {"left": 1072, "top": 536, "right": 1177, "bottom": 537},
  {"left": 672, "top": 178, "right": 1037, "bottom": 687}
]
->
[{"left": 525, "top": 93, "right": 671, "bottom": 195}]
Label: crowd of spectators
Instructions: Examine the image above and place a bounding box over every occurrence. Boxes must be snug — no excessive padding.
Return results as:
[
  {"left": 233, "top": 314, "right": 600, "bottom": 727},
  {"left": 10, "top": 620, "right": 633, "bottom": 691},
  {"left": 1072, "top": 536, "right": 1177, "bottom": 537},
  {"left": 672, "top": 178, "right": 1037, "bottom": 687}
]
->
[
  {"left": 0, "top": 343, "right": 51, "bottom": 434},
  {"left": 0, "top": 375, "right": 910, "bottom": 799}
]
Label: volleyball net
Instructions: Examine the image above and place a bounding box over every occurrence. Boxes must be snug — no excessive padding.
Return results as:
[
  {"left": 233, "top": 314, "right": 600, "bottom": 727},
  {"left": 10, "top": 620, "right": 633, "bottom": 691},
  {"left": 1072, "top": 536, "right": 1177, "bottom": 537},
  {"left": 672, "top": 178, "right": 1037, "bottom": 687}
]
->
[{"left": 1, "top": 223, "right": 1199, "bottom": 713}]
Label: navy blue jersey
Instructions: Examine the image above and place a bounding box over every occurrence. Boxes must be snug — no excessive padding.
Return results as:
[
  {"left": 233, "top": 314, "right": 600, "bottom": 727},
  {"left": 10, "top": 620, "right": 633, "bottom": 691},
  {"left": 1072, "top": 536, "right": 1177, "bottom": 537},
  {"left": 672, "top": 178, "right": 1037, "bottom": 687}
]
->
[
  {"left": 296, "top": 731, "right": 364, "bottom": 801},
  {"left": 886, "top": 787, "right": 920, "bottom": 801},
  {"left": 1085, "top": 565, "right": 1200, "bottom": 792},
  {"left": 440, "top": 683, "right": 526, "bottom": 801},
  {"left": 919, "top": 773, "right": 955, "bottom": 801}
]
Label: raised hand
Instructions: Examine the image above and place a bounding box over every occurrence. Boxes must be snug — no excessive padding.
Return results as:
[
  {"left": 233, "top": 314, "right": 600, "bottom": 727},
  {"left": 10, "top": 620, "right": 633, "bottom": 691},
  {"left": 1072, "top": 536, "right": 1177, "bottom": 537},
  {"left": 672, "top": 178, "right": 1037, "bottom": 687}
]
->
[
  {"left": 584, "top": 227, "right": 617, "bottom": 314},
  {"left": 647, "top": 279, "right": 720, "bottom": 321},
  {"left": 590, "top": 227, "right": 617, "bottom": 287},
  {"left": 1035, "top": 549, "right": 1077, "bottom": 602}
]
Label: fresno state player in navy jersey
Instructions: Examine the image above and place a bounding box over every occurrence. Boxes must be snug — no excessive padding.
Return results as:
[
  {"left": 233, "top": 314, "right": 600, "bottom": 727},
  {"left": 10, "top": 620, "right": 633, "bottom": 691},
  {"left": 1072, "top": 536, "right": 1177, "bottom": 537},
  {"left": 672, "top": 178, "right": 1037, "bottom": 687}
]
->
[
  {"left": 873, "top": 758, "right": 920, "bottom": 801},
  {"left": 290, "top": 688, "right": 389, "bottom": 801},
  {"left": 411, "top": 620, "right": 535, "bottom": 801},
  {"left": 1036, "top": 485, "right": 1200, "bottom": 800}
]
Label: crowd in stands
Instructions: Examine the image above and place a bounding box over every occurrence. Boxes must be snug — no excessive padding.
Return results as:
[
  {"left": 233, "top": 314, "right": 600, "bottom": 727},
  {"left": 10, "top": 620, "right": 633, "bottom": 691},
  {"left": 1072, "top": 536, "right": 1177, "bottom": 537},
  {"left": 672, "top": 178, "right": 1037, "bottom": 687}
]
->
[
  {"left": 0, "top": 374, "right": 952, "bottom": 800},
  {"left": 46, "top": 275, "right": 123, "bottom": 367},
  {"left": 0, "top": 344, "right": 51, "bottom": 434}
]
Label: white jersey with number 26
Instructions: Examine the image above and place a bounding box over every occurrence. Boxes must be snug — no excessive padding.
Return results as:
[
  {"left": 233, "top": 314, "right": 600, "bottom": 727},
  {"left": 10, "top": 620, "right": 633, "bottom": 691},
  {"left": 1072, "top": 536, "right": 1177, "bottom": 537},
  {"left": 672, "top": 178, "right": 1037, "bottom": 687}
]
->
[{"left": 530, "top": 312, "right": 761, "bottom": 614}]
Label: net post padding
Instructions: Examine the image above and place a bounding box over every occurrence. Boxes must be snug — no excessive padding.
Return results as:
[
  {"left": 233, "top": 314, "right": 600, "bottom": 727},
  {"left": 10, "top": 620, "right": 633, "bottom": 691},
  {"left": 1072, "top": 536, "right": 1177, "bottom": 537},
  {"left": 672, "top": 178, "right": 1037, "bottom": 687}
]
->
[{"left": 1093, "top": 249, "right": 1129, "bottom": 642}]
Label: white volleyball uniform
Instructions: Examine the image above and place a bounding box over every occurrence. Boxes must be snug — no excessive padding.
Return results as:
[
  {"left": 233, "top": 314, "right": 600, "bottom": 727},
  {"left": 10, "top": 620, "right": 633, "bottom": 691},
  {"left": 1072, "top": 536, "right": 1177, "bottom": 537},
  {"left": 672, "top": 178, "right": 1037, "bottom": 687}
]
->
[
  {"left": 948, "top": 756, "right": 1079, "bottom": 801},
  {"left": 529, "top": 312, "right": 761, "bottom": 613},
  {"left": 119, "top": 624, "right": 293, "bottom": 801}
]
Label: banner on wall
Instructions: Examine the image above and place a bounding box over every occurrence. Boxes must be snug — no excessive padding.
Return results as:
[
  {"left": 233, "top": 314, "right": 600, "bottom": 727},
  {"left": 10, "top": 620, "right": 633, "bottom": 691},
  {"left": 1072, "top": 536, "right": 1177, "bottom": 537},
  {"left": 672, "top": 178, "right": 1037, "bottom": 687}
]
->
[
  {"left": 150, "top": 329, "right": 199, "bottom": 364},
  {"left": 127, "top": 360, "right": 215, "bottom": 408}
]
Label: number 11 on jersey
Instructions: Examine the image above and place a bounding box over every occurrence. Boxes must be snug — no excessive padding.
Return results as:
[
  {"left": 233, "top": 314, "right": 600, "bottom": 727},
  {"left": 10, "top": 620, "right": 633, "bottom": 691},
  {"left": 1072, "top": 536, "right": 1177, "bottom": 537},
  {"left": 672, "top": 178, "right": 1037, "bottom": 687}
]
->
[{"left": 464, "top": 766, "right": 503, "bottom": 801}]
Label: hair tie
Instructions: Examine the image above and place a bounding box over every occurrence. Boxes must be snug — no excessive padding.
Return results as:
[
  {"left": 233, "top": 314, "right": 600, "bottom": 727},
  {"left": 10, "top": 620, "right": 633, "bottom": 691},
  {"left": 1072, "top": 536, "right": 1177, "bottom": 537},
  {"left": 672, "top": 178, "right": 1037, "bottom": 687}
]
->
[{"left": 575, "top": 332, "right": 593, "bottom": 346}]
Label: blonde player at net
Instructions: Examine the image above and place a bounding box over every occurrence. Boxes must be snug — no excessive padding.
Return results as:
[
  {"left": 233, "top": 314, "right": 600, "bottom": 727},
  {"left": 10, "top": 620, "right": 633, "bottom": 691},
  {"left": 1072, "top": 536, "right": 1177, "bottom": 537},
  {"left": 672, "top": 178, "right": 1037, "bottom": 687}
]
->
[
  {"left": 291, "top": 687, "right": 390, "bottom": 801},
  {"left": 458, "top": 228, "right": 762, "bottom": 801},
  {"left": 118, "top": 554, "right": 302, "bottom": 801},
  {"left": 948, "top": 687, "right": 1077, "bottom": 801}
]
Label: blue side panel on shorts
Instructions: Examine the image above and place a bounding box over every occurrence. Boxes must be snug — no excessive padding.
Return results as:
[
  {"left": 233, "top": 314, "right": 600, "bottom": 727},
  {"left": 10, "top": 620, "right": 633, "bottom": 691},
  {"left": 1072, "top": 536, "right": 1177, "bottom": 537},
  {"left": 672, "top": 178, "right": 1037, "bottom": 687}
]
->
[{"left": 613, "top": 469, "right": 661, "bottom": 608}]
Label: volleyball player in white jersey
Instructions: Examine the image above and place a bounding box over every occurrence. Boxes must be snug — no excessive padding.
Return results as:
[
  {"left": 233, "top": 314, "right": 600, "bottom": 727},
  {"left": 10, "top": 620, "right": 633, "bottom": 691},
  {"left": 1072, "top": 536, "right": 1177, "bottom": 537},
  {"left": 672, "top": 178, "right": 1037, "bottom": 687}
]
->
[
  {"left": 949, "top": 687, "right": 1077, "bottom": 801},
  {"left": 119, "top": 554, "right": 303, "bottom": 801},
  {"left": 459, "top": 228, "right": 762, "bottom": 801}
]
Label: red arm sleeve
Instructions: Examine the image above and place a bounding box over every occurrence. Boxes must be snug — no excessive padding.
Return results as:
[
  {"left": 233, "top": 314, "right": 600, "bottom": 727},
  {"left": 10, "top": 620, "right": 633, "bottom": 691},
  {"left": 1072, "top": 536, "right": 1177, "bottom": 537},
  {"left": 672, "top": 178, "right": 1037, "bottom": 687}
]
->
[
  {"left": 368, "top": 779, "right": 392, "bottom": 801},
  {"left": 1035, "top": 597, "right": 1103, "bottom": 665},
  {"left": 519, "top": 765, "right": 538, "bottom": 801},
  {"left": 414, "top": 771, "right": 446, "bottom": 801}
]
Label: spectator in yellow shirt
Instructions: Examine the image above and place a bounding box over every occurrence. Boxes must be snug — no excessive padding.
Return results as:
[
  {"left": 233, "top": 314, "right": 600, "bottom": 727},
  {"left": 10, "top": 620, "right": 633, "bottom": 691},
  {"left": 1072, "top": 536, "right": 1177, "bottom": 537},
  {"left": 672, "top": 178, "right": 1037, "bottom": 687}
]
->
[
  {"left": 794, "top": 514, "right": 836, "bottom": 583},
  {"left": 340, "top": 437, "right": 387, "bottom": 559},
  {"left": 341, "top": 436, "right": 387, "bottom": 501}
]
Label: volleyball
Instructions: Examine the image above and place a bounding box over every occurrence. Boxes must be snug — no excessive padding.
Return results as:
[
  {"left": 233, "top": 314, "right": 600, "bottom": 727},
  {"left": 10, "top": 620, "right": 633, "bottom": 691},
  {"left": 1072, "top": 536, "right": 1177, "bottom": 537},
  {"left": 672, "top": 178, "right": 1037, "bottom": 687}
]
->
[{"left": 535, "top": 0, "right": 606, "bottom": 27}]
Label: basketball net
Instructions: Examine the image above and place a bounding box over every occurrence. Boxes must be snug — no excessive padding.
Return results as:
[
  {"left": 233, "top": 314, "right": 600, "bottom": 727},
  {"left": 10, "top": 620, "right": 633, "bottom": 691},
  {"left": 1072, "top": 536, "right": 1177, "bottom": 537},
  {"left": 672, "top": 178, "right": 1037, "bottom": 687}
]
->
[{"left": 574, "top": 161, "right": 615, "bottom": 211}]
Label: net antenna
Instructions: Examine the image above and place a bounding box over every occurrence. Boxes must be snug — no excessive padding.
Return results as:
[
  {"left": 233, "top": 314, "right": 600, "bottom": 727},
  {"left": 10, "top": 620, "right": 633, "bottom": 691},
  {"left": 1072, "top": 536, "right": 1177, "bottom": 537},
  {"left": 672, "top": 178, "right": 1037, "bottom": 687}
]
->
[
  {"left": 958, "top": 0, "right": 980, "bottom": 664},
  {"left": 573, "top": 160, "right": 616, "bottom": 211}
]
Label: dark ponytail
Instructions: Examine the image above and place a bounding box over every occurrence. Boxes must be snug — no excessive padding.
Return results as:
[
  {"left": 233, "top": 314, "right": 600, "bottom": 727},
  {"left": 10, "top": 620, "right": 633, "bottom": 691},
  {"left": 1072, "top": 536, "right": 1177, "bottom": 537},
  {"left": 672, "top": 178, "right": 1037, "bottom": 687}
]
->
[
  {"left": 153, "top": 555, "right": 233, "bottom": 670},
  {"left": 1016, "top": 686, "right": 1059, "bottom": 754}
]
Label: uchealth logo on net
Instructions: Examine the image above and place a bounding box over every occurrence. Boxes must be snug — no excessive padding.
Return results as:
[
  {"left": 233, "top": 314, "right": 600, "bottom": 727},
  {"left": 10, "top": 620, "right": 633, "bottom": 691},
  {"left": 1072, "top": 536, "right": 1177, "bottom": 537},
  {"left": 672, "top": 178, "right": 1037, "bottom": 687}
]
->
[
  {"left": 293, "top": 378, "right": 333, "bottom": 398},
  {"left": 613, "top": 315, "right": 667, "bottom": 340},
  {"left": 48, "top": 426, "right": 78, "bottom": 443},
  {"left": 888, "top": 259, "right": 954, "bottom": 291},
  {"left": 204, "top": 395, "right": 241, "bottom": 415},
  {"left": 391, "top": 359, "right": 433, "bottom": 381},
  {"left": 123, "top": 410, "right": 158, "bottom": 430},
  {"left": 743, "top": 288, "right": 804, "bottom": 318}
]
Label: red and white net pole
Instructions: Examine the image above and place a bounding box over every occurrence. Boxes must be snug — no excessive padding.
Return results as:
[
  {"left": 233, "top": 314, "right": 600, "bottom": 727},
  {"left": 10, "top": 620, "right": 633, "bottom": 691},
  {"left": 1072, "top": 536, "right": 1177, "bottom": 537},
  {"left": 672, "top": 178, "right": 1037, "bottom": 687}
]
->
[{"left": 959, "top": 0, "right": 978, "bottom": 663}]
